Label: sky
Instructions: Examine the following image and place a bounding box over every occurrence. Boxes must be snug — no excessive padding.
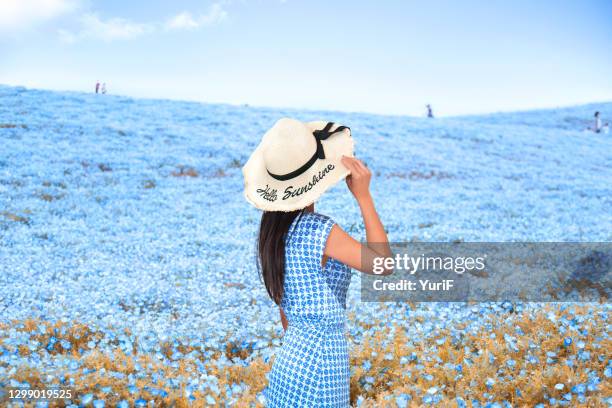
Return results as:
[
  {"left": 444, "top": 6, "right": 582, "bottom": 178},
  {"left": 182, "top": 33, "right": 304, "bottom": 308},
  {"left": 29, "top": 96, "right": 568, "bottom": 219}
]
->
[{"left": 1, "top": 0, "right": 611, "bottom": 116}]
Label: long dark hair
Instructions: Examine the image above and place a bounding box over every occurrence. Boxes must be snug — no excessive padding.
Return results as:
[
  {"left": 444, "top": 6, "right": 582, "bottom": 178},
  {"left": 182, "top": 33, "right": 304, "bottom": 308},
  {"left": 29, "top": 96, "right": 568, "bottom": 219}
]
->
[{"left": 257, "top": 209, "right": 303, "bottom": 304}]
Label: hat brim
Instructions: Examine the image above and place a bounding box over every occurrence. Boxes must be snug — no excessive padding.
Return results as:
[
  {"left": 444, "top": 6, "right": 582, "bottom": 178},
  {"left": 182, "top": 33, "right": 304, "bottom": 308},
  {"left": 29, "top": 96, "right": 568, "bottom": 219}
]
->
[{"left": 242, "top": 120, "right": 354, "bottom": 212}]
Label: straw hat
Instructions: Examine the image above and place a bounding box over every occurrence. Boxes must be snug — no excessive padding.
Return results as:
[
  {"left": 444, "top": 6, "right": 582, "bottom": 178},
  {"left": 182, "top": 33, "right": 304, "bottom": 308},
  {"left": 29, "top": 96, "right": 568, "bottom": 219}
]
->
[{"left": 243, "top": 118, "right": 354, "bottom": 211}]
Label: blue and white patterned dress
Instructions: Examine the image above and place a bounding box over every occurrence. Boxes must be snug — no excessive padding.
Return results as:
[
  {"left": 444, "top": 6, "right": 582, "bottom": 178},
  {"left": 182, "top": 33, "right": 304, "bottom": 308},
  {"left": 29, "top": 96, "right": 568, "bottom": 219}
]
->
[{"left": 265, "top": 212, "right": 352, "bottom": 407}]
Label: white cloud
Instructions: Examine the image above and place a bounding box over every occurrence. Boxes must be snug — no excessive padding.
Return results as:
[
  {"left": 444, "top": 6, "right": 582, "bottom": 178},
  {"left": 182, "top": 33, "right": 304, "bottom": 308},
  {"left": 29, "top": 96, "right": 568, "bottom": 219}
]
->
[
  {"left": 59, "top": 13, "right": 154, "bottom": 43},
  {"left": 58, "top": 3, "right": 228, "bottom": 43},
  {"left": 80, "top": 14, "right": 152, "bottom": 40},
  {"left": 198, "top": 4, "right": 228, "bottom": 26},
  {"left": 0, "top": 0, "right": 79, "bottom": 32},
  {"left": 165, "top": 12, "right": 200, "bottom": 31},
  {"left": 165, "top": 4, "right": 227, "bottom": 31}
]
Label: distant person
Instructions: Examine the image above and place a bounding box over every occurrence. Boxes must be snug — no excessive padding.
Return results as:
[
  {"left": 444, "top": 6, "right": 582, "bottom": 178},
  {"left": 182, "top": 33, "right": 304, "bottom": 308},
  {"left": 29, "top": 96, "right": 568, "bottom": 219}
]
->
[
  {"left": 426, "top": 104, "right": 434, "bottom": 118},
  {"left": 95, "top": 81, "right": 100, "bottom": 94},
  {"left": 594, "top": 111, "right": 601, "bottom": 133},
  {"left": 589, "top": 111, "right": 609, "bottom": 133},
  {"left": 101, "top": 83, "right": 107, "bottom": 94}
]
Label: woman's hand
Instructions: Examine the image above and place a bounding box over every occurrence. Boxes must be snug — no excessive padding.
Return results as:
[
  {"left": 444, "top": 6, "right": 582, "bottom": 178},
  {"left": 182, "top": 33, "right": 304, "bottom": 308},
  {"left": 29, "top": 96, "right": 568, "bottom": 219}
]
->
[
  {"left": 341, "top": 156, "right": 371, "bottom": 202},
  {"left": 325, "top": 155, "right": 393, "bottom": 274}
]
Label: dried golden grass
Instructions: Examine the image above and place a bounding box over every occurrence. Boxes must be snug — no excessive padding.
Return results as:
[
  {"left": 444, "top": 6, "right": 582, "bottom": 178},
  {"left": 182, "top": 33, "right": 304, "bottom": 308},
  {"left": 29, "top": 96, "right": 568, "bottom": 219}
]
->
[
  {"left": 14, "top": 319, "right": 105, "bottom": 356},
  {"left": 2, "top": 211, "right": 30, "bottom": 224},
  {"left": 3, "top": 305, "right": 610, "bottom": 407},
  {"left": 171, "top": 166, "right": 199, "bottom": 177}
]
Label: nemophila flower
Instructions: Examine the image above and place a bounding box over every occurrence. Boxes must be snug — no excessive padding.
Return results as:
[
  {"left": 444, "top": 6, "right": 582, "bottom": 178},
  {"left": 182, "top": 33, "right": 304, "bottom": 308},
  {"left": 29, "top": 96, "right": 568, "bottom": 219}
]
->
[
  {"left": 605, "top": 366, "right": 612, "bottom": 378},
  {"left": 110, "top": 371, "right": 125, "bottom": 379},
  {"left": 485, "top": 378, "right": 495, "bottom": 389},
  {"left": 45, "top": 337, "right": 57, "bottom": 352},
  {"left": 501, "top": 301, "right": 514, "bottom": 313},
  {"left": 528, "top": 341, "right": 540, "bottom": 350},
  {"left": 93, "top": 400, "right": 105, "bottom": 408},
  {"left": 587, "top": 378, "right": 600, "bottom": 392},
  {"left": 80, "top": 393, "right": 93, "bottom": 405},
  {"left": 571, "top": 383, "right": 586, "bottom": 394},
  {"left": 578, "top": 350, "right": 591, "bottom": 361},
  {"left": 576, "top": 340, "right": 586, "bottom": 349},
  {"left": 361, "top": 360, "right": 372, "bottom": 371},
  {"left": 134, "top": 399, "right": 147, "bottom": 407},
  {"left": 395, "top": 393, "right": 410, "bottom": 408},
  {"left": 563, "top": 337, "right": 572, "bottom": 347},
  {"left": 456, "top": 397, "right": 467, "bottom": 408},
  {"left": 555, "top": 383, "right": 564, "bottom": 390},
  {"left": 116, "top": 401, "right": 128, "bottom": 408}
]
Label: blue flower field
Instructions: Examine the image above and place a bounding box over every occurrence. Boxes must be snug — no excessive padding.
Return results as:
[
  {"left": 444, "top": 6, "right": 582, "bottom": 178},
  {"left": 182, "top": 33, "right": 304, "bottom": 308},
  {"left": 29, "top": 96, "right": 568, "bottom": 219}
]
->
[{"left": 0, "top": 85, "right": 610, "bottom": 407}]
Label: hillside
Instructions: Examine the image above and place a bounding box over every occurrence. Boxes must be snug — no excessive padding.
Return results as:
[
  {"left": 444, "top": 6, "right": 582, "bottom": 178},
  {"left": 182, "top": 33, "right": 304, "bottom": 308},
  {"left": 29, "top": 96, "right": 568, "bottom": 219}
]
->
[{"left": 1, "top": 85, "right": 610, "bottom": 406}]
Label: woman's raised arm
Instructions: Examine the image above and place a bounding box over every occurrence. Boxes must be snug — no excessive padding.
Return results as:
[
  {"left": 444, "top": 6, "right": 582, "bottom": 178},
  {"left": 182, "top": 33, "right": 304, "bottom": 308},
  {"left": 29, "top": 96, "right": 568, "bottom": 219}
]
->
[{"left": 324, "top": 156, "right": 393, "bottom": 275}]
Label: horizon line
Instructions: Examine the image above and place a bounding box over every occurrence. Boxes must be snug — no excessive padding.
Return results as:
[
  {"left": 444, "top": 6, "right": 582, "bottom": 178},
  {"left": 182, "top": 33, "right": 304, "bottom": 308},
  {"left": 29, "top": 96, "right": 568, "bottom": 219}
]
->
[{"left": 2, "top": 82, "right": 611, "bottom": 120}]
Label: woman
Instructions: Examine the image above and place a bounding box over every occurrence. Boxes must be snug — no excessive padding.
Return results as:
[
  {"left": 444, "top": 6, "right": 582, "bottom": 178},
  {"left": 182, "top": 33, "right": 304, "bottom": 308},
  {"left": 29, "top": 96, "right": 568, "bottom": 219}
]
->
[{"left": 243, "top": 118, "right": 392, "bottom": 407}]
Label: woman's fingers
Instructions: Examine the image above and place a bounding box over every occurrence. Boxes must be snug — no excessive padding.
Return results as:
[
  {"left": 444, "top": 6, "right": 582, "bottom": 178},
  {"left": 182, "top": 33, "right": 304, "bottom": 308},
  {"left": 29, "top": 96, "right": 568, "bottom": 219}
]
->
[
  {"left": 343, "top": 156, "right": 365, "bottom": 173},
  {"left": 353, "top": 159, "right": 369, "bottom": 174},
  {"left": 341, "top": 155, "right": 359, "bottom": 174},
  {"left": 341, "top": 156, "right": 371, "bottom": 200}
]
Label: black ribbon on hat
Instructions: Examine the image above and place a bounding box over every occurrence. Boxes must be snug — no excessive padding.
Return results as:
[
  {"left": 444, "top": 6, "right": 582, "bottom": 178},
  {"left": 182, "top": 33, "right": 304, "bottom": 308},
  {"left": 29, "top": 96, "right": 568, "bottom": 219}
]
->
[{"left": 267, "top": 122, "right": 350, "bottom": 181}]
